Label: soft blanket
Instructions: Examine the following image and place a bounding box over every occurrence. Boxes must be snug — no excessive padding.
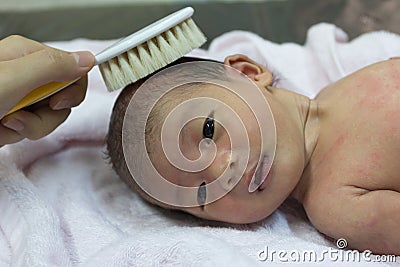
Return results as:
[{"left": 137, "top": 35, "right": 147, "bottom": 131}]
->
[{"left": 0, "top": 23, "right": 399, "bottom": 266}]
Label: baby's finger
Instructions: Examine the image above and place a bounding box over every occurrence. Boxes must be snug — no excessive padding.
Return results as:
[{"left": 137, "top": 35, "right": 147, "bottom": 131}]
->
[
  {"left": 1, "top": 108, "right": 70, "bottom": 140},
  {"left": 0, "top": 35, "right": 43, "bottom": 61},
  {"left": 48, "top": 76, "right": 88, "bottom": 110}
]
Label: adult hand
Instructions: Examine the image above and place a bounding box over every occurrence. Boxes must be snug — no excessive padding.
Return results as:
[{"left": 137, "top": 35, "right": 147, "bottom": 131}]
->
[{"left": 0, "top": 35, "right": 95, "bottom": 146}]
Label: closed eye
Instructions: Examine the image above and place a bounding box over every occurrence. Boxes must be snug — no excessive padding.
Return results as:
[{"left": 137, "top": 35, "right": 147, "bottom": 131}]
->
[{"left": 197, "top": 181, "right": 206, "bottom": 209}]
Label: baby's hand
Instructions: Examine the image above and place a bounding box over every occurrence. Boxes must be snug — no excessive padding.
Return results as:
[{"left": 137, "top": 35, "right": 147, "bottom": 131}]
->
[{"left": 0, "top": 35, "right": 94, "bottom": 146}]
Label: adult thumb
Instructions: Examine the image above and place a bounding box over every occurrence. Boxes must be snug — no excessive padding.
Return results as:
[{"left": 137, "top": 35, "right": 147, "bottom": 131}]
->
[{"left": 0, "top": 48, "right": 95, "bottom": 112}]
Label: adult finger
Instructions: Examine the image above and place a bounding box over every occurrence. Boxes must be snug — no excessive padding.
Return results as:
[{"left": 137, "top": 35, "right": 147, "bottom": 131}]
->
[
  {"left": 48, "top": 76, "right": 88, "bottom": 110},
  {"left": 1, "top": 107, "right": 70, "bottom": 140},
  {"left": 0, "top": 48, "right": 94, "bottom": 113},
  {"left": 0, "top": 124, "right": 24, "bottom": 146},
  {"left": 0, "top": 35, "right": 44, "bottom": 61}
]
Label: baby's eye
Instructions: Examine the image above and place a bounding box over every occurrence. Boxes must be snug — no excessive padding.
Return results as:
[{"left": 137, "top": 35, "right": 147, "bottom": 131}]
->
[
  {"left": 197, "top": 181, "right": 206, "bottom": 208},
  {"left": 202, "top": 117, "right": 214, "bottom": 139}
]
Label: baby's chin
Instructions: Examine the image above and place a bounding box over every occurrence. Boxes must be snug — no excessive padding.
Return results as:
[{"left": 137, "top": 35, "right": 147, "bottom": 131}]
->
[
  {"left": 193, "top": 206, "right": 276, "bottom": 224},
  {"left": 211, "top": 214, "right": 271, "bottom": 225},
  {"left": 231, "top": 210, "right": 275, "bottom": 224}
]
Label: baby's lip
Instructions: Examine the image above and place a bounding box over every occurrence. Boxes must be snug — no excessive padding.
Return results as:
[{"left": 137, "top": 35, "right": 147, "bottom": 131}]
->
[{"left": 247, "top": 156, "right": 270, "bottom": 192}]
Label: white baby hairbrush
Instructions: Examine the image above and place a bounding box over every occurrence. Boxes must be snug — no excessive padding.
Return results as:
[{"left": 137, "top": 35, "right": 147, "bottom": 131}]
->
[{"left": 8, "top": 7, "right": 206, "bottom": 115}]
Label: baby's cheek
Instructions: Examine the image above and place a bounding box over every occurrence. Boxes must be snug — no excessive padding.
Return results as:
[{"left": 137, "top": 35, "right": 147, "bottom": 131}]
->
[
  {"left": 178, "top": 125, "right": 201, "bottom": 161},
  {"left": 208, "top": 195, "right": 271, "bottom": 224}
]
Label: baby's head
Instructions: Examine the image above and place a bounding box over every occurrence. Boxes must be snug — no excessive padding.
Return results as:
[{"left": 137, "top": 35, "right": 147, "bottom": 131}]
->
[{"left": 107, "top": 54, "right": 308, "bottom": 224}]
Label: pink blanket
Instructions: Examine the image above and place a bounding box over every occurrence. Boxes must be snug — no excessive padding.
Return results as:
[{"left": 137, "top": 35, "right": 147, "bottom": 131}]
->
[{"left": 0, "top": 23, "right": 399, "bottom": 266}]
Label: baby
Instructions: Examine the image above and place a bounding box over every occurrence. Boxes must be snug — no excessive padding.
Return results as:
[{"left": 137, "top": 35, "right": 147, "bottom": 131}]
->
[{"left": 107, "top": 54, "right": 400, "bottom": 255}]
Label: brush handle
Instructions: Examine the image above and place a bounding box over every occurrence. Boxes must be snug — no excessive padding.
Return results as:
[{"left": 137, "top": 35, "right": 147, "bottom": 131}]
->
[{"left": 6, "top": 79, "right": 78, "bottom": 115}]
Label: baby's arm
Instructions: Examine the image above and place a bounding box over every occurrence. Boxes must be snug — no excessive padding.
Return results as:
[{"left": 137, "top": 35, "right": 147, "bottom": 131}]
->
[
  {"left": 306, "top": 188, "right": 400, "bottom": 255},
  {"left": 348, "top": 190, "right": 400, "bottom": 254}
]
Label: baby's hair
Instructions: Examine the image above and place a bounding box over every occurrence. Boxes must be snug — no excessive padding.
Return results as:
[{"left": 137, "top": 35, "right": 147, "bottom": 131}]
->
[{"left": 106, "top": 56, "right": 222, "bottom": 207}]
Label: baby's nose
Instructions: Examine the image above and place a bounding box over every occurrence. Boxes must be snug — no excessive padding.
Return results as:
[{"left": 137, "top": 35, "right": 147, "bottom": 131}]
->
[{"left": 206, "top": 149, "right": 234, "bottom": 184}]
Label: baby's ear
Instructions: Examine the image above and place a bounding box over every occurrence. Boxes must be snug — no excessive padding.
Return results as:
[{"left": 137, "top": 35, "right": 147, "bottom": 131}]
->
[{"left": 224, "top": 54, "right": 273, "bottom": 88}]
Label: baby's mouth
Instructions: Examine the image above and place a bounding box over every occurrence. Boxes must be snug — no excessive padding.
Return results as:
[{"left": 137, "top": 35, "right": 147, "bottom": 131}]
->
[{"left": 248, "top": 155, "right": 270, "bottom": 192}]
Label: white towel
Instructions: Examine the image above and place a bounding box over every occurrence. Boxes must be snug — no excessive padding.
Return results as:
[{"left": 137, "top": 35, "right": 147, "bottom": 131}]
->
[{"left": 0, "top": 23, "right": 399, "bottom": 266}]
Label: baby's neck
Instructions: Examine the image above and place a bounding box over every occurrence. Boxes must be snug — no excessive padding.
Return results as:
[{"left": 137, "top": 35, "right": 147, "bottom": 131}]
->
[
  {"left": 303, "top": 99, "right": 320, "bottom": 169},
  {"left": 269, "top": 87, "right": 320, "bottom": 168},
  {"left": 290, "top": 98, "right": 320, "bottom": 204}
]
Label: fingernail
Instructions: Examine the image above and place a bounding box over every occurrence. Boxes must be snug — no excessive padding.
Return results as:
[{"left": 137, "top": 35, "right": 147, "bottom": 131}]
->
[
  {"left": 53, "top": 99, "right": 72, "bottom": 110},
  {"left": 73, "top": 51, "right": 94, "bottom": 68},
  {"left": 2, "top": 118, "right": 24, "bottom": 131}
]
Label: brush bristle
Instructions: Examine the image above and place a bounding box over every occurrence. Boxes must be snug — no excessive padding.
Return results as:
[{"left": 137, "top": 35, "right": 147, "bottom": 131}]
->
[{"left": 99, "top": 18, "right": 206, "bottom": 92}]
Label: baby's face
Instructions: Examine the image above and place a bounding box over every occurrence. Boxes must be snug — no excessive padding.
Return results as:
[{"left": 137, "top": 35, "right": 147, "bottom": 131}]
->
[{"left": 146, "top": 80, "right": 306, "bottom": 224}]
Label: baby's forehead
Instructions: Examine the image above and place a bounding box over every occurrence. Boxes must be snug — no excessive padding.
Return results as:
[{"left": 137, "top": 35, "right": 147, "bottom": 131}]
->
[
  {"left": 163, "top": 82, "right": 232, "bottom": 100},
  {"left": 144, "top": 75, "right": 257, "bottom": 129},
  {"left": 154, "top": 81, "right": 257, "bottom": 119}
]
